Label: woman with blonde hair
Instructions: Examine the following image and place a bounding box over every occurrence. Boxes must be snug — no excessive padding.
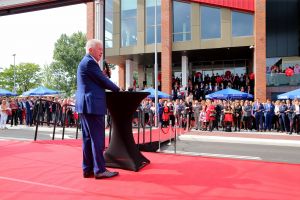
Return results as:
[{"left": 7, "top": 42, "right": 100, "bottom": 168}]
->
[{"left": 0, "top": 99, "right": 10, "bottom": 129}]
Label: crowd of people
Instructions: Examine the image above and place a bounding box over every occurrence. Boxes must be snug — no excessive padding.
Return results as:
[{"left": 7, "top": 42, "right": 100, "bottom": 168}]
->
[
  {"left": 0, "top": 96, "right": 77, "bottom": 130},
  {"left": 171, "top": 72, "right": 255, "bottom": 101},
  {"left": 138, "top": 97, "right": 300, "bottom": 135}
]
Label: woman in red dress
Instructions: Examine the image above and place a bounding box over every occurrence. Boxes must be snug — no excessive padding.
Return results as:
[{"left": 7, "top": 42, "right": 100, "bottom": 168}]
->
[
  {"left": 206, "top": 99, "right": 216, "bottom": 132},
  {"left": 224, "top": 101, "right": 234, "bottom": 132},
  {"left": 162, "top": 101, "right": 170, "bottom": 127}
]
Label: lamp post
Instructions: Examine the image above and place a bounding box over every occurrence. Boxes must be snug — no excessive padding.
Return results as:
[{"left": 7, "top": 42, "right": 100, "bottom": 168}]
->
[{"left": 12, "top": 54, "right": 16, "bottom": 93}]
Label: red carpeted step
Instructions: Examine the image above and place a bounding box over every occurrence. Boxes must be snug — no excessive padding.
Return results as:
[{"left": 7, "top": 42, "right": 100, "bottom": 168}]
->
[{"left": 0, "top": 140, "right": 300, "bottom": 200}]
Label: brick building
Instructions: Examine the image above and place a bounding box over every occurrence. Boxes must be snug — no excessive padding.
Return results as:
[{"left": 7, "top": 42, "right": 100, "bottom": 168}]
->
[
  {"left": 86, "top": 0, "right": 300, "bottom": 101},
  {"left": 1, "top": 0, "right": 299, "bottom": 100}
]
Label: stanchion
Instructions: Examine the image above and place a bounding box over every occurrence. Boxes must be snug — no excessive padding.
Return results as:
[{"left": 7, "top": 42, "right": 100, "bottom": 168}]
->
[
  {"left": 178, "top": 115, "right": 182, "bottom": 137},
  {"left": 108, "top": 114, "right": 112, "bottom": 144},
  {"left": 186, "top": 114, "right": 189, "bottom": 133},
  {"left": 137, "top": 110, "right": 141, "bottom": 148},
  {"left": 158, "top": 121, "right": 161, "bottom": 152},
  {"left": 34, "top": 99, "right": 42, "bottom": 141},
  {"left": 75, "top": 116, "right": 80, "bottom": 139},
  {"left": 62, "top": 108, "right": 67, "bottom": 140},
  {"left": 142, "top": 110, "right": 145, "bottom": 144},
  {"left": 52, "top": 109, "right": 58, "bottom": 140},
  {"left": 149, "top": 112, "right": 153, "bottom": 144},
  {"left": 174, "top": 118, "right": 177, "bottom": 154},
  {"left": 168, "top": 120, "right": 172, "bottom": 146}
]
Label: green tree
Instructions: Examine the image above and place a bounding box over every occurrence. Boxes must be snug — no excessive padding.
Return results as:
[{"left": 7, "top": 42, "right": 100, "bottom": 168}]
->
[
  {"left": 0, "top": 63, "right": 41, "bottom": 94},
  {"left": 45, "top": 31, "right": 86, "bottom": 96}
]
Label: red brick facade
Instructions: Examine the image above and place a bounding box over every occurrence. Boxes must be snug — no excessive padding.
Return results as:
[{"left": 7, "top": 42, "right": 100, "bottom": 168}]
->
[
  {"left": 254, "top": 0, "right": 266, "bottom": 101},
  {"left": 161, "top": 0, "right": 172, "bottom": 95},
  {"left": 86, "top": 2, "right": 95, "bottom": 40}
]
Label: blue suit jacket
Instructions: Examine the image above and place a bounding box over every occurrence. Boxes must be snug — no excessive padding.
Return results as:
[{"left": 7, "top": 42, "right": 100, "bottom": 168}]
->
[{"left": 75, "top": 54, "right": 120, "bottom": 115}]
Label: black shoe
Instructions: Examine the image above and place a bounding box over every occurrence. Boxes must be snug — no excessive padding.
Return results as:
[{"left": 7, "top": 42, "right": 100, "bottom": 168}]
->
[
  {"left": 95, "top": 170, "right": 119, "bottom": 179},
  {"left": 83, "top": 171, "right": 94, "bottom": 178}
]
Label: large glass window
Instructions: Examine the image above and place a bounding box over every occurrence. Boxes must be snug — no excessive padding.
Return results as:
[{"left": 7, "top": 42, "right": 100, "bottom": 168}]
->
[
  {"left": 105, "top": 0, "right": 113, "bottom": 48},
  {"left": 121, "top": 0, "right": 137, "bottom": 47},
  {"left": 201, "top": 6, "right": 221, "bottom": 39},
  {"left": 146, "top": 0, "right": 161, "bottom": 44},
  {"left": 232, "top": 11, "right": 253, "bottom": 37},
  {"left": 173, "top": 1, "right": 191, "bottom": 42}
]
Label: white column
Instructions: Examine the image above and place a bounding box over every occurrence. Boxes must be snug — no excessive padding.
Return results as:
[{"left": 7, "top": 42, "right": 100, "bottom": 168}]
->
[
  {"left": 182, "top": 56, "right": 189, "bottom": 88},
  {"left": 95, "top": 0, "right": 104, "bottom": 70},
  {"left": 126, "top": 59, "right": 134, "bottom": 90}
]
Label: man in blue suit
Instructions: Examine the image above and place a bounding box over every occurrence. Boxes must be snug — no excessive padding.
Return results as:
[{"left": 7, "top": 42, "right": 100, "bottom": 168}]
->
[
  {"left": 264, "top": 99, "right": 274, "bottom": 131},
  {"left": 76, "top": 39, "right": 120, "bottom": 179},
  {"left": 253, "top": 98, "right": 265, "bottom": 132}
]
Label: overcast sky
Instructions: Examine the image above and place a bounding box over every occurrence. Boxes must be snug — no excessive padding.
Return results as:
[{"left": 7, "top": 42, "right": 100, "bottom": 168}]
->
[{"left": 0, "top": 3, "right": 86, "bottom": 69}]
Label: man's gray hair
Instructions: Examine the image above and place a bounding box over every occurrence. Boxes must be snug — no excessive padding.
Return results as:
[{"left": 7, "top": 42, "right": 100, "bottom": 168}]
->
[{"left": 85, "top": 39, "right": 103, "bottom": 54}]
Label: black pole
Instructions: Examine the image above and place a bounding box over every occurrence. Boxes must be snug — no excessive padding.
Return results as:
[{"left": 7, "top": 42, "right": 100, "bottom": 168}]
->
[
  {"left": 137, "top": 110, "right": 140, "bottom": 148},
  {"left": 149, "top": 111, "right": 153, "bottom": 144},
  {"left": 75, "top": 114, "right": 80, "bottom": 139},
  {"left": 62, "top": 105, "right": 67, "bottom": 140},
  {"left": 34, "top": 99, "right": 42, "bottom": 141},
  {"left": 142, "top": 110, "right": 145, "bottom": 144},
  {"left": 108, "top": 113, "right": 112, "bottom": 144},
  {"left": 52, "top": 106, "right": 58, "bottom": 140}
]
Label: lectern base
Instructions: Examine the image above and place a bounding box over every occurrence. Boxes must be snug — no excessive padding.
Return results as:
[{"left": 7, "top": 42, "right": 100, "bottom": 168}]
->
[{"left": 105, "top": 151, "right": 150, "bottom": 172}]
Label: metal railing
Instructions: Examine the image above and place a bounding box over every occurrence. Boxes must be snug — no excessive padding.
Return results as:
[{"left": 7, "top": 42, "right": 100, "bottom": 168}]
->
[{"left": 34, "top": 99, "right": 80, "bottom": 141}]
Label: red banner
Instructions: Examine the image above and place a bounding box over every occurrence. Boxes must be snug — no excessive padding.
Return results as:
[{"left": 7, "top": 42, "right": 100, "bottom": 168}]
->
[{"left": 187, "top": 0, "right": 254, "bottom": 12}]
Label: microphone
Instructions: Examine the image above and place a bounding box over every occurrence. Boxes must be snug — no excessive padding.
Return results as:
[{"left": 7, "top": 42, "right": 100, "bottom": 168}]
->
[{"left": 103, "top": 60, "right": 111, "bottom": 78}]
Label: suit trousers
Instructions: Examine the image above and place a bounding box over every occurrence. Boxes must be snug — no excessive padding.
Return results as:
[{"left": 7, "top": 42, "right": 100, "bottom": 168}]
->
[
  {"left": 80, "top": 113, "right": 106, "bottom": 174},
  {"left": 255, "top": 113, "right": 263, "bottom": 131}
]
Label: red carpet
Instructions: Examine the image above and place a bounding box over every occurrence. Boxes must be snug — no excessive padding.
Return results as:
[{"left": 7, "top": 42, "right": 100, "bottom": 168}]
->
[{"left": 1, "top": 140, "right": 300, "bottom": 200}]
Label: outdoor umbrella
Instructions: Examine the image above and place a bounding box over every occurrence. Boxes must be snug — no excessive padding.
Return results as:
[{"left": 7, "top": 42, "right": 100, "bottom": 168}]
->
[
  {"left": 142, "top": 87, "right": 171, "bottom": 99},
  {"left": 0, "top": 88, "right": 17, "bottom": 96},
  {"left": 277, "top": 88, "right": 300, "bottom": 100},
  {"left": 205, "top": 88, "right": 254, "bottom": 100},
  {"left": 22, "top": 86, "right": 60, "bottom": 96}
]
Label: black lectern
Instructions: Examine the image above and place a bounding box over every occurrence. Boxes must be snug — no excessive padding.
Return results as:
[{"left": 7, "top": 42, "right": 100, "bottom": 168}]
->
[{"left": 104, "top": 91, "right": 150, "bottom": 171}]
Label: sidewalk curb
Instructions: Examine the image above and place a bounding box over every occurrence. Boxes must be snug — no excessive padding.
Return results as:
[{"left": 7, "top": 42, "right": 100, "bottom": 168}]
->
[{"left": 179, "top": 135, "right": 300, "bottom": 147}]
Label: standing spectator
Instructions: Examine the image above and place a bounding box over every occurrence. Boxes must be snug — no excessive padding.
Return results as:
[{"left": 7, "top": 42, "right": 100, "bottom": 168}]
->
[
  {"left": 243, "top": 100, "right": 252, "bottom": 131},
  {"left": 264, "top": 99, "right": 275, "bottom": 131},
  {"left": 17, "top": 98, "right": 24, "bottom": 125},
  {"left": 273, "top": 100, "right": 280, "bottom": 131},
  {"left": 0, "top": 99, "right": 10, "bottom": 129},
  {"left": 9, "top": 98, "right": 18, "bottom": 126},
  {"left": 206, "top": 99, "right": 216, "bottom": 132},
  {"left": 278, "top": 101, "right": 287, "bottom": 132},
  {"left": 223, "top": 101, "right": 233, "bottom": 132},
  {"left": 193, "top": 100, "right": 200, "bottom": 130},
  {"left": 292, "top": 99, "right": 300, "bottom": 134},
  {"left": 233, "top": 101, "right": 242, "bottom": 131},
  {"left": 286, "top": 100, "right": 294, "bottom": 134},
  {"left": 253, "top": 98, "right": 264, "bottom": 132},
  {"left": 199, "top": 107, "right": 207, "bottom": 131},
  {"left": 25, "top": 97, "right": 33, "bottom": 126},
  {"left": 162, "top": 101, "right": 170, "bottom": 127}
]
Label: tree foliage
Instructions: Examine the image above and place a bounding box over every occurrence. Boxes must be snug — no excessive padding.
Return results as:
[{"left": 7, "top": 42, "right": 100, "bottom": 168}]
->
[
  {"left": 0, "top": 63, "right": 41, "bottom": 94},
  {"left": 43, "top": 32, "right": 86, "bottom": 96}
]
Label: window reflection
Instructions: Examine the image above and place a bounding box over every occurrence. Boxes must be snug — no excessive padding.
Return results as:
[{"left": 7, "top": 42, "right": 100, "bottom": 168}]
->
[
  {"left": 173, "top": 1, "right": 191, "bottom": 42},
  {"left": 121, "top": 0, "right": 137, "bottom": 47},
  {"left": 232, "top": 11, "right": 253, "bottom": 37},
  {"left": 146, "top": 0, "right": 161, "bottom": 44},
  {"left": 105, "top": 0, "right": 113, "bottom": 48},
  {"left": 201, "top": 6, "right": 221, "bottom": 39}
]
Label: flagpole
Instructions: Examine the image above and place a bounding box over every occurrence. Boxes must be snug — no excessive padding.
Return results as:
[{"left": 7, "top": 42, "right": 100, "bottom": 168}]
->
[{"left": 154, "top": 0, "right": 158, "bottom": 127}]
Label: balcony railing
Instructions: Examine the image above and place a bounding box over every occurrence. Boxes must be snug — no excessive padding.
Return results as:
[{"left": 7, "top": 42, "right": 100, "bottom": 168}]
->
[{"left": 267, "top": 73, "right": 300, "bottom": 87}]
